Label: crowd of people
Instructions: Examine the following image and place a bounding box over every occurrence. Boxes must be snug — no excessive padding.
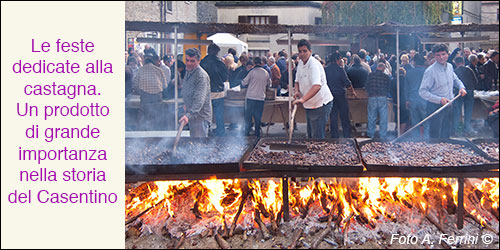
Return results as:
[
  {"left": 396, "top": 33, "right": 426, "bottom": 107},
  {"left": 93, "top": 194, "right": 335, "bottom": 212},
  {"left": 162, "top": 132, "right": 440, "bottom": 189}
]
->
[{"left": 125, "top": 40, "right": 499, "bottom": 139}]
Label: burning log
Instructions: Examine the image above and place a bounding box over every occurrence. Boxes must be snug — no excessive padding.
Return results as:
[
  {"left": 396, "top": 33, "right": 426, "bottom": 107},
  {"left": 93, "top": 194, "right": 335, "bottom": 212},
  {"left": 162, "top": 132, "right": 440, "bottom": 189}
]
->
[
  {"left": 441, "top": 183, "right": 457, "bottom": 215},
  {"left": 320, "top": 196, "right": 330, "bottom": 214},
  {"left": 269, "top": 211, "right": 279, "bottom": 234},
  {"left": 257, "top": 202, "right": 270, "bottom": 218},
  {"left": 222, "top": 215, "right": 230, "bottom": 238},
  {"left": 482, "top": 197, "right": 499, "bottom": 221},
  {"left": 191, "top": 190, "right": 203, "bottom": 219},
  {"left": 173, "top": 232, "right": 186, "bottom": 249},
  {"left": 311, "top": 226, "right": 332, "bottom": 249},
  {"left": 413, "top": 200, "right": 451, "bottom": 249},
  {"left": 125, "top": 198, "right": 166, "bottom": 225},
  {"left": 254, "top": 209, "right": 272, "bottom": 240},
  {"left": 276, "top": 206, "right": 284, "bottom": 225},
  {"left": 463, "top": 190, "right": 499, "bottom": 234},
  {"left": 126, "top": 224, "right": 142, "bottom": 238},
  {"left": 242, "top": 229, "right": 248, "bottom": 241},
  {"left": 299, "top": 196, "right": 314, "bottom": 219},
  {"left": 351, "top": 199, "right": 376, "bottom": 229},
  {"left": 311, "top": 201, "right": 338, "bottom": 249},
  {"left": 229, "top": 183, "right": 250, "bottom": 237},
  {"left": 465, "top": 212, "right": 499, "bottom": 235},
  {"left": 355, "top": 212, "right": 375, "bottom": 229},
  {"left": 342, "top": 212, "right": 354, "bottom": 246},
  {"left": 466, "top": 180, "right": 499, "bottom": 221},
  {"left": 214, "top": 228, "right": 231, "bottom": 249},
  {"left": 288, "top": 226, "right": 304, "bottom": 249}
]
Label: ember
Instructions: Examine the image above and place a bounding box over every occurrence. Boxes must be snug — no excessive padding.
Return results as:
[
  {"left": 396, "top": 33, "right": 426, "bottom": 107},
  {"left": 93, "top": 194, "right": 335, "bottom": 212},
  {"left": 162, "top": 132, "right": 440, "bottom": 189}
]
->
[{"left": 125, "top": 177, "right": 499, "bottom": 249}]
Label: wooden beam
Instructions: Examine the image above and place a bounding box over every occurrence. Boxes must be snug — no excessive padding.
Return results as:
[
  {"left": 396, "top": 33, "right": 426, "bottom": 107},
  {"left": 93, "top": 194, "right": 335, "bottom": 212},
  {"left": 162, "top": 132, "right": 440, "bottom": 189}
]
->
[
  {"left": 276, "top": 39, "right": 350, "bottom": 46},
  {"left": 126, "top": 21, "right": 499, "bottom": 35},
  {"left": 136, "top": 37, "right": 212, "bottom": 45},
  {"left": 420, "top": 36, "right": 491, "bottom": 44}
]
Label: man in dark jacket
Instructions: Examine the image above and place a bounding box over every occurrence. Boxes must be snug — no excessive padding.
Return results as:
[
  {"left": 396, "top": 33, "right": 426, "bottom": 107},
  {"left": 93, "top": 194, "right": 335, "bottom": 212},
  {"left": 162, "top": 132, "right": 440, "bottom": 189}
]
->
[
  {"left": 453, "top": 56, "right": 478, "bottom": 136},
  {"left": 347, "top": 55, "right": 369, "bottom": 88},
  {"left": 230, "top": 54, "right": 249, "bottom": 88},
  {"left": 200, "top": 43, "right": 228, "bottom": 136},
  {"left": 276, "top": 50, "right": 287, "bottom": 74},
  {"left": 325, "top": 52, "right": 358, "bottom": 138},
  {"left": 404, "top": 53, "right": 429, "bottom": 138},
  {"left": 483, "top": 51, "right": 499, "bottom": 90}
]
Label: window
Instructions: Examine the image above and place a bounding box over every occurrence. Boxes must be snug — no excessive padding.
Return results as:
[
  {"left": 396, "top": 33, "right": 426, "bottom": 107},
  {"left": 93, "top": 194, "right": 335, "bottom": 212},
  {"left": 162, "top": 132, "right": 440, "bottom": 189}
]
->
[
  {"left": 248, "top": 50, "right": 269, "bottom": 58},
  {"left": 166, "top": 1, "right": 172, "bottom": 12},
  {"left": 238, "top": 16, "right": 278, "bottom": 24},
  {"left": 251, "top": 16, "right": 269, "bottom": 25},
  {"left": 315, "top": 17, "right": 322, "bottom": 25}
]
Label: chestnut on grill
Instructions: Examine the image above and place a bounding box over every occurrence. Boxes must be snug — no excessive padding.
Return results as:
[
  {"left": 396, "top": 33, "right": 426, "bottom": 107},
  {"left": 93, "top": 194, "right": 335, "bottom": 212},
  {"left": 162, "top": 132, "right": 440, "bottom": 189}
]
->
[
  {"left": 478, "top": 142, "right": 499, "bottom": 160},
  {"left": 248, "top": 140, "right": 359, "bottom": 166},
  {"left": 126, "top": 140, "right": 248, "bottom": 165},
  {"left": 360, "top": 142, "right": 489, "bottom": 166}
]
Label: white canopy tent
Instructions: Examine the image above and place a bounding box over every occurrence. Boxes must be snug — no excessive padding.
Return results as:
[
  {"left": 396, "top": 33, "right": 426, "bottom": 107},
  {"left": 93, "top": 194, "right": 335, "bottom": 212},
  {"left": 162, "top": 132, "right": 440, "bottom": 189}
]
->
[{"left": 207, "top": 33, "right": 248, "bottom": 57}]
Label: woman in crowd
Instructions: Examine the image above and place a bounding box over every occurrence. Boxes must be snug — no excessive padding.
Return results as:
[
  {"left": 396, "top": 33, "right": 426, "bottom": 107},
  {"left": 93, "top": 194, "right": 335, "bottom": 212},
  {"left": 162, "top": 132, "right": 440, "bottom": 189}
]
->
[{"left": 224, "top": 54, "right": 238, "bottom": 88}]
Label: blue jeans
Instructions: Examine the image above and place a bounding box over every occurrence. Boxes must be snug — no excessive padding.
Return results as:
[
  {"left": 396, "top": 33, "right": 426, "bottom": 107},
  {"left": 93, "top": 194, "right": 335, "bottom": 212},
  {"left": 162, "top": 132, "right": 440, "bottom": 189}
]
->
[
  {"left": 453, "top": 91, "right": 474, "bottom": 134},
  {"left": 367, "top": 97, "right": 388, "bottom": 139},
  {"left": 211, "top": 98, "right": 225, "bottom": 136},
  {"left": 426, "top": 101, "right": 452, "bottom": 138},
  {"left": 306, "top": 101, "right": 332, "bottom": 139},
  {"left": 330, "top": 93, "right": 351, "bottom": 138},
  {"left": 244, "top": 99, "right": 265, "bottom": 137},
  {"left": 408, "top": 101, "right": 429, "bottom": 139}
]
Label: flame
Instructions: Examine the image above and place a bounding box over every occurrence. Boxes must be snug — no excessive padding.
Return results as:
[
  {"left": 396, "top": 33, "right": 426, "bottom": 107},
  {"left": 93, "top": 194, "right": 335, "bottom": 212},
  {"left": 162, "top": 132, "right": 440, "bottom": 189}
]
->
[
  {"left": 249, "top": 179, "right": 283, "bottom": 221},
  {"left": 125, "top": 181, "right": 192, "bottom": 219},
  {"left": 126, "top": 177, "right": 498, "bottom": 236},
  {"left": 469, "top": 209, "right": 489, "bottom": 227},
  {"left": 474, "top": 178, "right": 499, "bottom": 210}
]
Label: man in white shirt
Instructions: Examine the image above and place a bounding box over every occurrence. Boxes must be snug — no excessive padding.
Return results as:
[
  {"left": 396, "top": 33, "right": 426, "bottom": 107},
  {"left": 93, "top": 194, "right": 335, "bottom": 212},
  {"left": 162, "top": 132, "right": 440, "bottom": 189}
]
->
[{"left": 293, "top": 39, "right": 334, "bottom": 139}]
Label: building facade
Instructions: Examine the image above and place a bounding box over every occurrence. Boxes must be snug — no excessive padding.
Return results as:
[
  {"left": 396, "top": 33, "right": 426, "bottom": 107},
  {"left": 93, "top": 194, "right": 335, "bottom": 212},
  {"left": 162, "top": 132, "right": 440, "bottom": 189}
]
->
[
  {"left": 480, "top": 1, "right": 499, "bottom": 49},
  {"left": 125, "top": 1, "right": 199, "bottom": 57},
  {"left": 216, "top": 1, "right": 323, "bottom": 57},
  {"left": 450, "top": 1, "right": 498, "bottom": 51}
]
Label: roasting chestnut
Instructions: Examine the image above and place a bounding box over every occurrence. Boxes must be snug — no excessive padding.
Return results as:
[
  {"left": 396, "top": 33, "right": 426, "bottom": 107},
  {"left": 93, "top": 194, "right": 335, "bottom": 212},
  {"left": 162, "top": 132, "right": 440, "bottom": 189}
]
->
[{"left": 360, "top": 142, "right": 489, "bottom": 166}]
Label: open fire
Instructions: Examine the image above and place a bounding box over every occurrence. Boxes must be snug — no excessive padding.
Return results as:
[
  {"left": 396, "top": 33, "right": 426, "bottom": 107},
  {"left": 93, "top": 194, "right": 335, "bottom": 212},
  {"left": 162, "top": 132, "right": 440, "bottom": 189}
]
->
[{"left": 125, "top": 177, "right": 499, "bottom": 249}]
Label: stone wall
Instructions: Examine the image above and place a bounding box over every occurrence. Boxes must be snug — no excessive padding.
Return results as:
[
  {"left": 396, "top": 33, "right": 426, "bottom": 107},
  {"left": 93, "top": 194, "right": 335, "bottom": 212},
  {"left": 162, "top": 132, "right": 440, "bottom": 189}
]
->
[{"left": 197, "top": 1, "right": 217, "bottom": 23}]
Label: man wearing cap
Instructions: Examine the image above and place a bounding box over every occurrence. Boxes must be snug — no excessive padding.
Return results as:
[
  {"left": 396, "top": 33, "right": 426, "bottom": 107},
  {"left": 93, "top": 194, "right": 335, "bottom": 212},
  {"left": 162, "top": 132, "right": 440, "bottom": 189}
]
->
[
  {"left": 293, "top": 39, "right": 333, "bottom": 139},
  {"left": 180, "top": 48, "right": 212, "bottom": 137}
]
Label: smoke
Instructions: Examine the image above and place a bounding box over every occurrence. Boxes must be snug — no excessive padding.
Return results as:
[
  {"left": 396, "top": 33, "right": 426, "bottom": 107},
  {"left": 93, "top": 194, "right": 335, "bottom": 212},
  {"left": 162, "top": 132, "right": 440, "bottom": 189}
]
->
[{"left": 125, "top": 136, "right": 253, "bottom": 172}]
